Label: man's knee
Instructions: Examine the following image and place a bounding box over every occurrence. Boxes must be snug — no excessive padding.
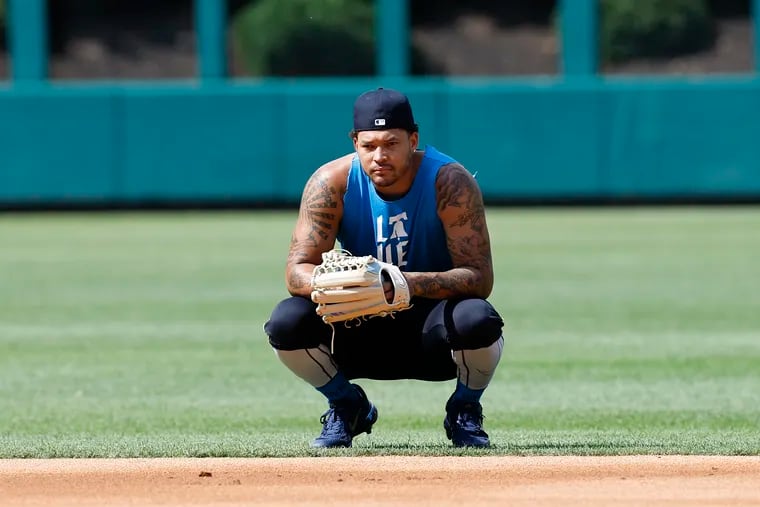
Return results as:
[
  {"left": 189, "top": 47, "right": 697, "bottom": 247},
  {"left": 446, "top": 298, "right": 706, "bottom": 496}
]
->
[
  {"left": 445, "top": 298, "right": 504, "bottom": 350},
  {"left": 264, "top": 296, "right": 328, "bottom": 350}
]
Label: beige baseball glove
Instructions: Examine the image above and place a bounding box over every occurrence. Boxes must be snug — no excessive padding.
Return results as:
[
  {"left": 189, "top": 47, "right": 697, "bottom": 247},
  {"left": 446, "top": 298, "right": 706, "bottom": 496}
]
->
[{"left": 311, "top": 250, "right": 412, "bottom": 324}]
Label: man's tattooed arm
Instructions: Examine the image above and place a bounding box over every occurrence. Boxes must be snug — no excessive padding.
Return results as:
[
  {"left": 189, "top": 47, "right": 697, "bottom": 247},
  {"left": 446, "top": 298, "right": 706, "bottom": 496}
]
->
[
  {"left": 403, "top": 163, "right": 494, "bottom": 299},
  {"left": 285, "top": 162, "right": 346, "bottom": 296}
]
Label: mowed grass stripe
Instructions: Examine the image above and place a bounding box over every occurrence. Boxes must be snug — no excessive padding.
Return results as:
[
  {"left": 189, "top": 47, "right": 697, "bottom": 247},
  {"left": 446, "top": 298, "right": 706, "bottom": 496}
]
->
[{"left": 0, "top": 207, "right": 758, "bottom": 456}]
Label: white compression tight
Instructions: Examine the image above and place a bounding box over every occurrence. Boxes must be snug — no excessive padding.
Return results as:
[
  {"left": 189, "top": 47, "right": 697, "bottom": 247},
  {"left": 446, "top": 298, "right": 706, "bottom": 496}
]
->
[
  {"left": 275, "top": 335, "right": 504, "bottom": 390},
  {"left": 452, "top": 336, "right": 504, "bottom": 390}
]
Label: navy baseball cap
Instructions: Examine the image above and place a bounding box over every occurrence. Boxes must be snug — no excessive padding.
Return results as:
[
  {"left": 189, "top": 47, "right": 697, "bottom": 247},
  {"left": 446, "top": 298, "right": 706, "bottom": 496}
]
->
[{"left": 353, "top": 88, "right": 418, "bottom": 132}]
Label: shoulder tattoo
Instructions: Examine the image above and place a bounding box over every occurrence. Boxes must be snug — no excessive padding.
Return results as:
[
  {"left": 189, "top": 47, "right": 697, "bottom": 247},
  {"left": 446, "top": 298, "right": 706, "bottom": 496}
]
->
[{"left": 436, "top": 163, "right": 486, "bottom": 232}]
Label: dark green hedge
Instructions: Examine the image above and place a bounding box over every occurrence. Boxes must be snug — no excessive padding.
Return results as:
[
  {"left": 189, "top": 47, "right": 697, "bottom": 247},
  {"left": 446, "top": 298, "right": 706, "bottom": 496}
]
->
[
  {"left": 231, "top": 0, "right": 437, "bottom": 77},
  {"left": 231, "top": 0, "right": 375, "bottom": 76},
  {"left": 600, "top": 0, "right": 715, "bottom": 63},
  {"left": 231, "top": 0, "right": 720, "bottom": 75}
]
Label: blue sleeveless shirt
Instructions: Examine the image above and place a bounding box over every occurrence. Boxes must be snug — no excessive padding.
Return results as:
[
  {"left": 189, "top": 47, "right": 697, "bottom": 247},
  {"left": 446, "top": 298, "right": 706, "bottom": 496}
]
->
[{"left": 337, "top": 145, "right": 455, "bottom": 272}]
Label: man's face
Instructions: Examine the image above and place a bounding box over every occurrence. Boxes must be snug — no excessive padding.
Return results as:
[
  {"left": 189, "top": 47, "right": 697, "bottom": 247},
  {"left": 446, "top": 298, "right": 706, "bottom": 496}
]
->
[{"left": 353, "top": 129, "right": 419, "bottom": 191}]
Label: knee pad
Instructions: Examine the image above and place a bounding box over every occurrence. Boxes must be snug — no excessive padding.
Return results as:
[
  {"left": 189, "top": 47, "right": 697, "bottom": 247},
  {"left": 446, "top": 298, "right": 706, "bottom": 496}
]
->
[
  {"left": 264, "top": 296, "right": 330, "bottom": 350},
  {"left": 444, "top": 298, "right": 504, "bottom": 350}
]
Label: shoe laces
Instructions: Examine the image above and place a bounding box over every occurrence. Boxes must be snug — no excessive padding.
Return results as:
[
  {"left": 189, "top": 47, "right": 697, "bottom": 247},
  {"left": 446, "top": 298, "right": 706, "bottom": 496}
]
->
[
  {"left": 318, "top": 408, "right": 347, "bottom": 438},
  {"left": 318, "top": 402, "right": 359, "bottom": 435}
]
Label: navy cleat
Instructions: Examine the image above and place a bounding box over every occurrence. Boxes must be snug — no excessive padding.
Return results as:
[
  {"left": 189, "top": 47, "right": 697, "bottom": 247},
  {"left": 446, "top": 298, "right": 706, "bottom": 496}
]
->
[
  {"left": 311, "top": 385, "right": 378, "bottom": 448},
  {"left": 443, "top": 397, "right": 490, "bottom": 448}
]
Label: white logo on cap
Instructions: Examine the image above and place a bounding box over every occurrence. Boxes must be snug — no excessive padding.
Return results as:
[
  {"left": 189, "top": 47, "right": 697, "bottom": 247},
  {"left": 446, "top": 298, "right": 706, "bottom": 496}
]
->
[{"left": 374, "top": 118, "right": 386, "bottom": 126}]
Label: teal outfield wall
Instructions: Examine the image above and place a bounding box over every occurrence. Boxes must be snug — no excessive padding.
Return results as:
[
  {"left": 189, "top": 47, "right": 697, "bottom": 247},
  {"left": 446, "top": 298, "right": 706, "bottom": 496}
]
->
[{"left": 1, "top": 77, "right": 760, "bottom": 205}]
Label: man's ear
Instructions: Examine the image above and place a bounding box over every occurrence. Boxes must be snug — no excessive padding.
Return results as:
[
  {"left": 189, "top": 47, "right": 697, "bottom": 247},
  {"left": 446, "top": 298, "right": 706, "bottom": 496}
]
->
[{"left": 409, "top": 131, "right": 419, "bottom": 151}]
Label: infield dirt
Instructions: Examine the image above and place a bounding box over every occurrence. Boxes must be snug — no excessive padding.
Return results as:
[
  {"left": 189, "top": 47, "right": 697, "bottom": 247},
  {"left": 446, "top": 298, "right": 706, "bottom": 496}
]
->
[{"left": 1, "top": 456, "right": 759, "bottom": 506}]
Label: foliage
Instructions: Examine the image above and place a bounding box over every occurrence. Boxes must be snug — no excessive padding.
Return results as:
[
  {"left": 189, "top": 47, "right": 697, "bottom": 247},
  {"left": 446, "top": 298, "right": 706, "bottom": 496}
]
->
[
  {"left": 231, "top": 0, "right": 376, "bottom": 77},
  {"left": 600, "top": 0, "right": 715, "bottom": 62},
  {"left": 230, "top": 0, "right": 436, "bottom": 77}
]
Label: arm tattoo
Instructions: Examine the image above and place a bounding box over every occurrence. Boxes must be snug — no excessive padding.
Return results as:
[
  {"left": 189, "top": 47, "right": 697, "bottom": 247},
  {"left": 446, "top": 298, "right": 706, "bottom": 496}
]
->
[
  {"left": 286, "top": 236, "right": 310, "bottom": 289},
  {"left": 286, "top": 172, "right": 341, "bottom": 293},
  {"left": 300, "top": 174, "right": 338, "bottom": 246},
  {"left": 437, "top": 163, "right": 486, "bottom": 230},
  {"left": 412, "top": 270, "right": 477, "bottom": 296},
  {"left": 409, "top": 163, "right": 493, "bottom": 298}
]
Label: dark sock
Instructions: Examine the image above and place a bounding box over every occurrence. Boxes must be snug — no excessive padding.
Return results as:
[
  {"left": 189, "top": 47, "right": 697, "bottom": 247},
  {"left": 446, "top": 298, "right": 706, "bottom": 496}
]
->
[
  {"left": 316, "top": 371, "right": 359, "bottom": 405},
  {"left": 450, "top": 381, "right": 485, "bottom": 405}
]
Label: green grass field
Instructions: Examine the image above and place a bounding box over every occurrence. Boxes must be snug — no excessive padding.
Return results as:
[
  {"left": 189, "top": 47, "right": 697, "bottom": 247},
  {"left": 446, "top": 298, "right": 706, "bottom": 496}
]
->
[{"left": 1, "top": 207, "right": 759, "bottom": 457}]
